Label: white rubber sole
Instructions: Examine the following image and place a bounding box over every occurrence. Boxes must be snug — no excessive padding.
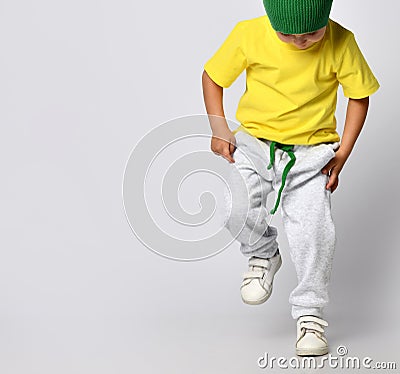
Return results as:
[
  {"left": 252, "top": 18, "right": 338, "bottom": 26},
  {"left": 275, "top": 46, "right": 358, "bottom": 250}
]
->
[{"left": 296, "top": 346, "right": 329, "bottom": 356}]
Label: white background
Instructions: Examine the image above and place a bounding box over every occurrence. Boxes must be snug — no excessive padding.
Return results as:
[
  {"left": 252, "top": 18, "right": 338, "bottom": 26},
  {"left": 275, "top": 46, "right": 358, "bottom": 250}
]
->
[{"left": 0, "top": 0, "right": 399, "bottom": 373}]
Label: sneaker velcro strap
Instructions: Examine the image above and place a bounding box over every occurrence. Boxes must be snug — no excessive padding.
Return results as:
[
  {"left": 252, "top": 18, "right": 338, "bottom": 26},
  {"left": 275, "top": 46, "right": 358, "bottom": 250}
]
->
[
  {"left": 298, "top": 316, "right": 328, "bottom": 327},
  {"left": 300, "top": 322, "right": 325, "bottom": 333},
  {"left": 243, "top": 270, "right": 264, "bottom": 279},
  {"left": 248, "top": 257, "right": 271, "bottom": 268}
]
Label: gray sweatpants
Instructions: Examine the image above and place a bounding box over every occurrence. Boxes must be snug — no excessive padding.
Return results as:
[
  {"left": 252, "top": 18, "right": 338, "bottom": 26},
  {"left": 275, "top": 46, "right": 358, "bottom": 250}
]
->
[{"left": 222, "top": 130, "right": 340, "bottom": 319}]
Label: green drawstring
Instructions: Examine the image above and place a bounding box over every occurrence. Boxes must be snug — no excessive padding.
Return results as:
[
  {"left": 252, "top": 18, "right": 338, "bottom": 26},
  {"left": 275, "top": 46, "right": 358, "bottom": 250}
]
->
[
  {"left": 267, "top": 141, "right": 296, "bottom": 215},
  {"left": 267, "top": 141, "right": 276, "bottom": 170}
]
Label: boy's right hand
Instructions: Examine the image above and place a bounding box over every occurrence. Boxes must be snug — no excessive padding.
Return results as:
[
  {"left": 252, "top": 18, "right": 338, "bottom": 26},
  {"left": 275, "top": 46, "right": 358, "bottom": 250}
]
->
[{"left": 211, "top": 129, "right": 236, "bottom": 163}]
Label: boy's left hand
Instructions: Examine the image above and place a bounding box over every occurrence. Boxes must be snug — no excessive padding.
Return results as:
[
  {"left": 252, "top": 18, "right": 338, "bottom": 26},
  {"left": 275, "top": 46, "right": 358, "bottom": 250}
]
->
[{"left": 321, "top": 150, "right": 348, "bottom": 193}]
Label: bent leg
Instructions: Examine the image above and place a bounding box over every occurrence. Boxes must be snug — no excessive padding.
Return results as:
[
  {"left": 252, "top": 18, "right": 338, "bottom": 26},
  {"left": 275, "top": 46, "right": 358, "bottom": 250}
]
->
[{"left": 222, "top": 132, "right": 279, "bottom": 259}]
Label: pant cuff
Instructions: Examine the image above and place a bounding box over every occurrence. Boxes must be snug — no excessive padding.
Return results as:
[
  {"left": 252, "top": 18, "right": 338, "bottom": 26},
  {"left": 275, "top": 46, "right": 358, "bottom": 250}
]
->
[
  {"left": 292, "top": 305, "right": 323, "bottom": 320},
  {"left": 242, "top": 245, "right": 279, "bottom": 259}
]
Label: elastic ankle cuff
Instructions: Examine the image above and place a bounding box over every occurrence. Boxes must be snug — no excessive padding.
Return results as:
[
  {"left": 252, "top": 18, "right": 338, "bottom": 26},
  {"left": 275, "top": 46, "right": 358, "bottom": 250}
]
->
[{"left": 292, "top": 306, "right": 323, "bottom": 320}]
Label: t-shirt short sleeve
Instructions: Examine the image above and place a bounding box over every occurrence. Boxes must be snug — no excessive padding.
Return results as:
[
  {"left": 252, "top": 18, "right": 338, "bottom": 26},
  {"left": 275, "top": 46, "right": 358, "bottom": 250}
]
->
[
  {"left": 336, "top": 33, "right": 380, "bottom": 99},
  {"left": 204, "top": 22, "right": 247, "bottom": 88}
]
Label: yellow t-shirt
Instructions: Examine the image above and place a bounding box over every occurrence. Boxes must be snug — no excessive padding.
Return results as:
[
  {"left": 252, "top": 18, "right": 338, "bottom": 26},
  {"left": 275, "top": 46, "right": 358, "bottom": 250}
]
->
[{"left": 204, "top": 16, "right": 380, "bottom": 145}]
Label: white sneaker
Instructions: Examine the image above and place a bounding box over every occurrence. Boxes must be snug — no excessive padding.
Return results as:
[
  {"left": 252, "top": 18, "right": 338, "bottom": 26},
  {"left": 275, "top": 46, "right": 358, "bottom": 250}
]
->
[
  {"left": 296, "top": 315, "right": 329, "bottom": 356},
  {"left": 240, "top": 252, "right": 282, "bottom": 305}
]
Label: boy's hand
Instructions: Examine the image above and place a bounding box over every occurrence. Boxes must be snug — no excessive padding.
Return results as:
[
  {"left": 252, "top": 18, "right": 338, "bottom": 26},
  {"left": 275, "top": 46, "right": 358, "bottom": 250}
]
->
[
  {"left": 321, "top": 150, "right": 349, "bottom": 193},
  {"left": 211, "top": 129, "right": 236, "bottom": 163}
]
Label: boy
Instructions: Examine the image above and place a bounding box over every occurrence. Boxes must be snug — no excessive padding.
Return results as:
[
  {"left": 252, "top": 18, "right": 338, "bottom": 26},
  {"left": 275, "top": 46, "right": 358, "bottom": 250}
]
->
[{"left": 202, "top": 0, "right": 379, "bottom": 356}]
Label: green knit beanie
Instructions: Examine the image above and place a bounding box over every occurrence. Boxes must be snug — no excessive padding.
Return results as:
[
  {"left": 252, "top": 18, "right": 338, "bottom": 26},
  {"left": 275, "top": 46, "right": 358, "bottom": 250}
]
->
[{"left": 263, "top": 0, "right": 333, "bottom": 34}]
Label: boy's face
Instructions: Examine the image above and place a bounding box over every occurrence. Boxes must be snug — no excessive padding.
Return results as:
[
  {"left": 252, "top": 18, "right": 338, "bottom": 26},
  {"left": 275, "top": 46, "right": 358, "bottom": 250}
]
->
[{"left": 276, "top": 26, "right": 327, "bottom": 49}]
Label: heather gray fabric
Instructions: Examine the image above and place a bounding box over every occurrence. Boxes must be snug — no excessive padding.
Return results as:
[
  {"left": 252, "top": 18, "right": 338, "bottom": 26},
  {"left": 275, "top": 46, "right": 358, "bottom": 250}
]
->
[{"left": 221, "top": 129, "right": 340, "bottom": 319}]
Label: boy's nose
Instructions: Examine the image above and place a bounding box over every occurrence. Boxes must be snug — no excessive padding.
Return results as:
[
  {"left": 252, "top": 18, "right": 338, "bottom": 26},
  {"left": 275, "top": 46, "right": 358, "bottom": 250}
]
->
[
  {"left": 293, "top": 35, "right": 306, "bottom": 42},
  {"left": 292, "top": 36, "right": 307, "bottom": 46}
]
